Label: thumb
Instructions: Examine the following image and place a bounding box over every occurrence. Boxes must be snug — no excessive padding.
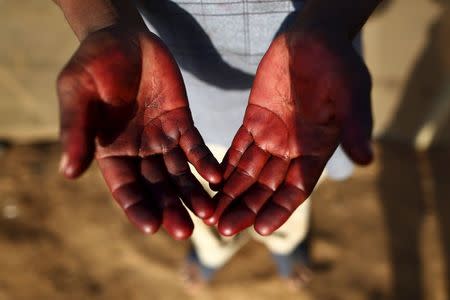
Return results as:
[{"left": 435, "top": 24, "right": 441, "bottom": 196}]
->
[
  {"left": 57, "top": 69, "right": 98, "bottom": 179},
  {"left": 333, "top": 50, "right": 374, "bottom": 166},
  {"left": 340, "top": 90, "right": 374, "bottom": 166}
]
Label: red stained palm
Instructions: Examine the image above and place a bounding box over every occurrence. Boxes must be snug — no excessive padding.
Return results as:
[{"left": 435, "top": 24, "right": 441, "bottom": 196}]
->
[
  {"left": 207, "top": 30, "right": 373, "bottom": 236},
  {"left": 57, "top": 26, "right": 221, "bottom": 240}
]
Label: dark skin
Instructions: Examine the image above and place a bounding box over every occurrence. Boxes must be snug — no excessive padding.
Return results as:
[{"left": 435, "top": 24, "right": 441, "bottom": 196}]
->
[
  {"left": 55, "top": 0, "right": 380, "bottom": 239},
  {"left": 208, "top": 28, "right": 373, "bottom": 236},
  {"left": 56, "top": 1, "right": 222, "bottom": 240},
  {"left": 207, "top": 0, "right": 381, "bottom": 235}
]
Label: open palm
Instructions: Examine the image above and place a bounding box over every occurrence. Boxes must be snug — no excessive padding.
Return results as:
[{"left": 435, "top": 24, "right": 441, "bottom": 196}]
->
[
  {"left": 57, "top": 26, "right": 221, "bottom": 239},
  {"left": 208, "top": 30, "right": 373, "bottom": 236}
]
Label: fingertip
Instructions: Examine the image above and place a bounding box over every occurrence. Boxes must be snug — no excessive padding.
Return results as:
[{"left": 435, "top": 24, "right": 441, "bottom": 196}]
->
[
  {"left": 189, "top": 150, "right": 223, "bottom": 184},
  {"left": 194, "top": 204, "right": 215, "bottom": 219},
  {"left": 140, "top": 224, "right": 159, "bottom": 235},
  {"left": 206, "top": 170, "right": 223, "bottom": 185},
  {"left": 129, "top": 216, "right": 162, "bottom": 236},
  {"left": 346, "top": 142, "right": 374, "bottom": 166},
  {"left": 254, "top": 202, "right": 290, "bottom": 236},
  {"left": 357, "top": 154, "right": 373, "bottom": 166},
  {"left": 361, "top": 142, "right": 374, "bottom": 164},
  {"left": 254, "top": 223, "right": 273, "bottom": 236},
  {"left": 59, "top": 153, "right": 74, "bottom": 178},
  {"left": 203, "top": 193, "right": 233, "bottom": 226},
  {"left": 217, "top": 215, "right": 236, "bottom": 236},
  {"left": 61, "top": 162, "right": 87, "bottom": 179},
  {"left": 199, "top": 158, "right": 222, "bottom": 184},
  {"left": 203, "top": 214, "right": 218, "bottom": 226},
  {"left": 218, "top": 219, "right": 247, "bottom": 237},
  {"left": 163, "top": 206, "right": 194, "bottom": 240},
  {"left": 59, "top": 148, "right": 93, "bottom": 179},
  {"left": 59, "top": 153, "right": 69, "bottom": 172},
  {"left": 218, "top": 205, "right": 255, "bottom": 236},
  {"left": 254, "top": 212, "right": 281, "bottom": 236},
  {"left": 125, "top": 202, "right": 162, "bottom": 235},
  {"left": 218, "top": 225, "right": 235, "bottom": 237},
  {"left": 170, "top": 226, "right": 193, "bottom": 240},
  {"left": 184, "top": 186, "right": 216, "bottom": 219},
  {"left": 136, "top": 220, "right": 162, "bottom": 236},
  {"left": 59, "top": 156, "right": 82, "bottom": 179}
]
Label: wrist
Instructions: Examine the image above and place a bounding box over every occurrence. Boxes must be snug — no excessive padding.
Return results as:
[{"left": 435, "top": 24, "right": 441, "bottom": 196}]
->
[
  {"left": 288, "top": 21, "right": 348, "bottom": 44},
  {"left": 56, "top": 0, "right": 145, "bottom": 41},
  {"left": 292, "top": 0, "right": 382, "bottom": 40},
  {"left": 76, "top": 13, "right": 120, "bottom": 41},
  {"left": 284, "top": 23, "right": 349, "bottom": 57}
]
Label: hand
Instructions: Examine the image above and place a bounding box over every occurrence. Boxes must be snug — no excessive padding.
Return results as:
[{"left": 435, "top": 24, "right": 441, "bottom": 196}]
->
[
  {"left": 57, "top": 26, "right": 222, "bottom": 239},
  {"left": 207, "top": 29, "right": 373, "bottom": 236}
]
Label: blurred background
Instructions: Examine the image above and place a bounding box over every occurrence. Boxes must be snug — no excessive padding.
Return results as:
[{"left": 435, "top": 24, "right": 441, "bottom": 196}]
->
[{"left": 0, "top": 0, "right": 449, "bottom": 299}]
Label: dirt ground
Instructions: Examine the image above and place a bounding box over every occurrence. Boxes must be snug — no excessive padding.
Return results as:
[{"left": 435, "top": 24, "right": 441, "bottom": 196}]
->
[{"left": 0, "top": 142, "right": 448, "bottom": 300}]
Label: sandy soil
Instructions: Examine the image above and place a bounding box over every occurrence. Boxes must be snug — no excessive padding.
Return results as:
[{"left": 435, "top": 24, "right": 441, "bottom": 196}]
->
[{"left": 0, "top": 142, "right": 449, "bottom": 300}]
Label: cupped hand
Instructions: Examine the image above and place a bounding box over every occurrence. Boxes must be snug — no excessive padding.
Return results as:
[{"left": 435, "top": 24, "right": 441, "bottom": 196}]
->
[
  {"left": 208, "top": 29, "right": 373, "bottom": 236},
  {"left": 57, "top": 26, "right": 221, "bottom": 239}
]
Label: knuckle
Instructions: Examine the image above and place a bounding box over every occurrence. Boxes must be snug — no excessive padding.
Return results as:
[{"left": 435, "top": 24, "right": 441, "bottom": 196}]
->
[
  {"left": 56, "top": 59, "right": 96, "bottom": 99},
  {"left": 56, "top": 68, "right": 76, "bottom": 92},
  {"left": 187, "top": 144, "right": 209, "bottom": 161},
  {"left": 235, "top": 166, "right": 257, "bottom": 181}
]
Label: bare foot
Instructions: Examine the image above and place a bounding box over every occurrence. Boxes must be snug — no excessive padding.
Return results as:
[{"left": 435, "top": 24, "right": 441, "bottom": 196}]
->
[
  {"left": 283, "top": 264, "right": 313, "bottom": 291},
  {"left": 179, "top": 261, "right": 208, "bottom": 294}
]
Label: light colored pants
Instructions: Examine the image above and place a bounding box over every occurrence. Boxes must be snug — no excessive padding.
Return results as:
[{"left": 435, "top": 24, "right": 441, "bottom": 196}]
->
[{"left": 189, "top": 144, "right": 352, "bottom": 269}]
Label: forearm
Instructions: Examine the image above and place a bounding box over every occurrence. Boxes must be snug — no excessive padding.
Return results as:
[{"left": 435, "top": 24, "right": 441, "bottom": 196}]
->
[
  {"left": 296, "top": 0, "right": 382, "bottom": 39},
  {"left": 53, "top": 0, "right": 144, "bottom": 40}
]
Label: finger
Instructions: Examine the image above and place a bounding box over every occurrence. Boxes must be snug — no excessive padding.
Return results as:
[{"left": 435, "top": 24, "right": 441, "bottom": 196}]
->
[
  {"left": 179, "top": 127, "right": 222, "bottom": 184},
  {"left": 217, "top": 156, "right": 289, "bottom": 235},
  {"left": 254, "top": 155, "right": 325, "bottom": 235},
  {"left": 150, "top": 182, "right": 194, "bottom": 240},
  {"left": 338, "top": 69, "right": 373, "bottom": 165},
  {"left": 209, "top": 144, "right": 270, "bottom": 227},
  {"left": 173, "top": 172, "right": 216, "bottom": 219},
  {"left": 140, "top": 155, "right": 194, "bottom": 239},
  {"left": 140, "top": 155, "right": 168, "bottom": 184},
  {"left": 218, "top": 184, "right": 271, "bottom": 236},
  {"left": 222, "top": 126, "right": 253, "bottom": 180},
  {"left": 221, "top": 144, "right": 270, "bottom": 199},
  {"left": 147, "top": 182, "right": 194, "bottom": 240},
  {"left": 162, "top": 200, "right": 194, "bottom": 240},
  {"left": 204, "top": 192, "right": 231, "bottom": 226},
  {"left": 249, "top": 155, "right": 290, "bottom": 194},
  {"left": 161, "top": 148, "right": 215, "bottom": 219},
  {"left": 57, "top": 70, "right": 98, "bottom": 179},
  {"left": 97, "top": 156, "right": 162, "bottom": 234},
  {"left": 341, "top": 113, "right": 373, "bottom": 165},
  {"left": 203, "top": 126, "right": 253, "bottom": 226},
  {"left": 140, "top": 118, "right": 178, "bottom": 156}
]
